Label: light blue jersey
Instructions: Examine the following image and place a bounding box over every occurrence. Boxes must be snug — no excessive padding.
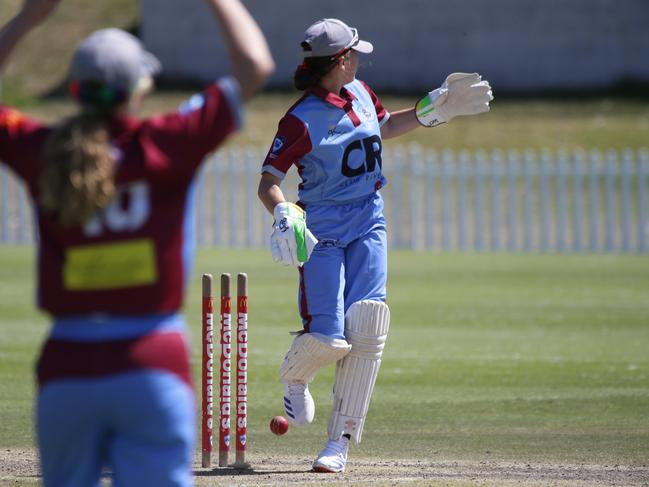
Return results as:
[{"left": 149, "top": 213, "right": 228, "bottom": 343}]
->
[
  {"left": 262, "top": 79, "right": 391, "bottom": 338},
  {"left": 262, "top": 79, "right": 390, "bottom": 204}
]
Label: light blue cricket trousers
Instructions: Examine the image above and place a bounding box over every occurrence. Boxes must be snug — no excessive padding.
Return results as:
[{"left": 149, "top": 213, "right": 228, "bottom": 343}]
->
[{"left": 298, "top": 192, "right": 388, "bottom": 340}]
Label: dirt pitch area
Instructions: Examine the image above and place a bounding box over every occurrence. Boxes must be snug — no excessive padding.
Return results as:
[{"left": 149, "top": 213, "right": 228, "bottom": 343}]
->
[{"left": 2, "top": 449, "right": 648, "bottom": 486}]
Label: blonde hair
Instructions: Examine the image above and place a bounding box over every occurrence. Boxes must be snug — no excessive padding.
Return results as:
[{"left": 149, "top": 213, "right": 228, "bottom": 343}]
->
[{"left": 40, "top": 112, "right": 116, "bottom": 227}]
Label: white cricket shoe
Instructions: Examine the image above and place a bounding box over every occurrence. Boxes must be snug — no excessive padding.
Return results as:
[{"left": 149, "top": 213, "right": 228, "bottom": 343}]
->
[
  {"left": 312, "top": 436, "right": 349, "bottom": 473},
  {"left": 283, "top": 382, "right": 315, "bottom": 425}
]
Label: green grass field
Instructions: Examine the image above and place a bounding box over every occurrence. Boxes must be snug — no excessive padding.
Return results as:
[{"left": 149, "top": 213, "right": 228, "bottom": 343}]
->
[
  {"left": 2, "top": 247, "right": 648, "bottom": 480},
  {"left": 2, "top": 2, "right": 649, "bottom": 484}
]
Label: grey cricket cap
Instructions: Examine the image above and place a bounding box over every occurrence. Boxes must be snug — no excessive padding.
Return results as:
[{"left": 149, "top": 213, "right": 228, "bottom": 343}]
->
[
  {"left": 70, "top": 28, "right": 161, "bottom": 92},
  {"left": 302, "top": 18, "right": 373, "bottom": 58}
]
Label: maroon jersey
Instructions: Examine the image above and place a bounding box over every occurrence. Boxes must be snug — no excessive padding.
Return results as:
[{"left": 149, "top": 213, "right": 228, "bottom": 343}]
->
[{"left": 0, "top": 77, "right": 242, "bottom": 316}]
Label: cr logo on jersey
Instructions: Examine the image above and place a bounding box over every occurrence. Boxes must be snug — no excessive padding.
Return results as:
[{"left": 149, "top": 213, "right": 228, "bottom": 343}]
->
[{"left": 341, "top": 135, "right": 382, "bottom": 178}]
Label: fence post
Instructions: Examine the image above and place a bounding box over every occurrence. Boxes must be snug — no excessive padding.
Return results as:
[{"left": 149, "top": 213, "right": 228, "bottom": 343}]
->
[
  {"left": 425, "top": 150, "right": 437, "bottom": 250},
  {"left": 556, "top": 150, "right": 567, "bottom": 252},
  {"left": 212, "top": 152, "right": 225, "bottom": 247},
  {"left": 506, "top": 150, "right": 518, "bottom": 252},
  {"left": 639, "top": 149, "right": 648, "bottom": 253},
  {"left": 540, "top": 150, "right": 551, "bottom": 252},
  {"left": 441, "top": 150, "right": 453, "bottom": 251},
  {"left": 458, "top": 150, "right": 469, "bottom": 251},
  {"left": 523, "top": 151, "right": 534, "bottom": 251},
  {"left": 605, "top": 149, "right": 617, "bottom": 252},
  {"left": 588, "top": 150, "right": 600, "bottom": 252},
  {"left": 409, "top": 144, "right": 423, "bottom": 250},
  {"left": 571, "top": 150, "right": 584, "bottom": 252},
  {"left": 490, "top": 150, "right": 503, "bottom": 251},
  {"left": 621, "top": 149, "right": 633, "bottom": 252},
  {"left": 245, "top": 147, "right": 257, "bottom": 249},
  {"left": 229, "top": 147, "right": 241, "bottom": 248},
  {"left": 474, "top": 150, "right": 486, "bottom": 251}
]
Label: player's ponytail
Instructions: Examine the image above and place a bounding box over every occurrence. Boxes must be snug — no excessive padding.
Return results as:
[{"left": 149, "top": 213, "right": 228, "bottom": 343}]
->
[
  {"left": 294, "top": 54, "right": 339, "bottom": 90},
  {"left": 40, "top": 111, "right": 116, "bottom": 227}
]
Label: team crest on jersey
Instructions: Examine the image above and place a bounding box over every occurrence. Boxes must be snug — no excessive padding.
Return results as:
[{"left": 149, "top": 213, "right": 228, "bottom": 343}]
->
[{"left": 271, "top": 136, "right": 285, "bottom": 154}]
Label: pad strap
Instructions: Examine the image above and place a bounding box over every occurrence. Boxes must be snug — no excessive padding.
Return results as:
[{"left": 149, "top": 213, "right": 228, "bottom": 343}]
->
[{"left": 280, "top": 332, "right": 351, "bottom": 384}]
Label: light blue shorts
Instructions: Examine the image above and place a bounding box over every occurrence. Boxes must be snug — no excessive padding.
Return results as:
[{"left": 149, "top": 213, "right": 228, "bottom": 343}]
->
[
  {"left": 38, "top": 371, "right": 195, "bottom": 487},
  {"left": 37, "top": 314, "right": 195, "bottom": 487},
  {"left": 298, "top": 193, "right": 388, "bottom": 339}
]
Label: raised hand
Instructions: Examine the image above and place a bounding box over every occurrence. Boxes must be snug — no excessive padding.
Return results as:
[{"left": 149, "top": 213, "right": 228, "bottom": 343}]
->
[
  {"left": 415, "top": 72, "right": 493, "bottom": 127},
  {"left": 0, "top": 0, "right": 60, "bottom": 73}
]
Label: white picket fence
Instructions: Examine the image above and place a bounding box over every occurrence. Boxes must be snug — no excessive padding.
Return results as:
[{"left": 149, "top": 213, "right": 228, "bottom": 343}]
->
[{"left": 1, "top": 145, "right": 648, "bottom": 252}]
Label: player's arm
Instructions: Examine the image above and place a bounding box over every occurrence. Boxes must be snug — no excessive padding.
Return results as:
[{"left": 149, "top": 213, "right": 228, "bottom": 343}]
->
[
  {"left": 258, "top": 172, "right": 285, "bottom": 214},
  {"left": 205, "top": 0, "right": 274, "bottom": 101},
  {"left": 0, "top": 0, "right": 54, "bottom": 180},
  {"left": 381, "top": 73, "right": 494, "bottom": 139},
  {"left": 145, "top": 0, "right": 275, "bottom": 180},
  {"left": 258, "top": 115, "right": 317, "bottom": 267},
  {"left": 0, "top": 0, "right": 61, "bottom": 74},
  {"left": 380, "top": 108, "right": 420, "bottom": 140},
  {"left": 257, "top": 114, "right": 312, "bottom": 210}
]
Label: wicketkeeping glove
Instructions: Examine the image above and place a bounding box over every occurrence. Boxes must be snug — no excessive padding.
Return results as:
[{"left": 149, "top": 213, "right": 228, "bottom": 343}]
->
[
  {"left": 271, "top": 202, "right": 318, "bottom": 267},
  {"left": 415, "top": 72, "right": 493, "bottom": 127}
]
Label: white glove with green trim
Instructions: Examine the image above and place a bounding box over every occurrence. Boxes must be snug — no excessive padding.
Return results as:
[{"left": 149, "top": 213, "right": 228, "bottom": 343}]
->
[
  {"left": 271, "top": 202, "right": 318, "bottom": 267},
  {"left": 415, "top": 72, "right": 493, "bottom": 127}
]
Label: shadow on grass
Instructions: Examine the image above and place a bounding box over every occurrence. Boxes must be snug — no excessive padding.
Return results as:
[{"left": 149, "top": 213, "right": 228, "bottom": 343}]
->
[{"left": 194, "top": 465, "right": 307, "bottom": 476}]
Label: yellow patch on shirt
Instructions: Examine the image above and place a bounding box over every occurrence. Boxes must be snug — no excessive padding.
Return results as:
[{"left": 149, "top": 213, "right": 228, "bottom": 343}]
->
[
  {"left": 0, "top": 108, "right": 27, "bottom": 130},
  {"left": 64, "top": 239, "right": 158, "bottom": 291}
]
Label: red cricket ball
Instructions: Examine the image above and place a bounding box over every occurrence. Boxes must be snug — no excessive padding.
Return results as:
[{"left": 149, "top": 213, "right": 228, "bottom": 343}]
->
[{"left": 270, "top": 415, "right": 289, "bottom": 436}]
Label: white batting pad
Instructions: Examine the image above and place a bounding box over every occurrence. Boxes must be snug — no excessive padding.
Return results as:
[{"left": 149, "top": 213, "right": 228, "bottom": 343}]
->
[
  {"left": 327, "top": 300, "right": 390, "bottom": 443},
  {"left": 280, "top": 332, "right": 351, "bottom": 384}
]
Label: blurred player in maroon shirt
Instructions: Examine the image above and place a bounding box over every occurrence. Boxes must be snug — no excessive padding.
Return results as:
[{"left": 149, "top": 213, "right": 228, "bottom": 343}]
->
[{"left": 0, "top": 0, "right": 273, "bottom": 485}]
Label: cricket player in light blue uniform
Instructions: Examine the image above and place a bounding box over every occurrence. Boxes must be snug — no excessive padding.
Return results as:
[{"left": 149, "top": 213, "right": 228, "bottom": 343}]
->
[{"left": 258, "top": 18, "right": 493, "bottom": 473}]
